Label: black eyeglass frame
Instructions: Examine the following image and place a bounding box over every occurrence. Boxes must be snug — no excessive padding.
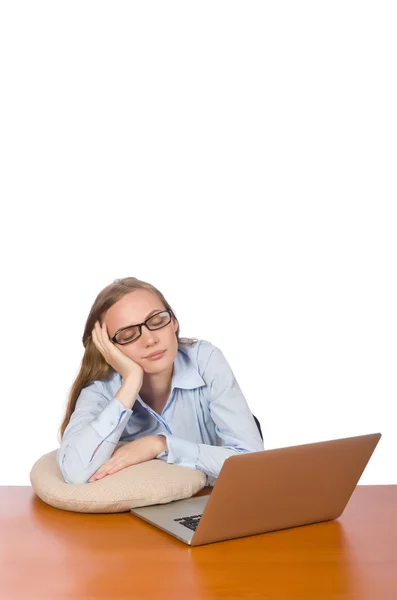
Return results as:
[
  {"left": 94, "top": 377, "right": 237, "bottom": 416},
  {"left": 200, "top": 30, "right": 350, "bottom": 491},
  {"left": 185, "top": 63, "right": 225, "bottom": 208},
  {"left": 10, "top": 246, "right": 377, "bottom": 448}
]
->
[{"left": 110, "top": 309, "right": 173, "bottom": 345}]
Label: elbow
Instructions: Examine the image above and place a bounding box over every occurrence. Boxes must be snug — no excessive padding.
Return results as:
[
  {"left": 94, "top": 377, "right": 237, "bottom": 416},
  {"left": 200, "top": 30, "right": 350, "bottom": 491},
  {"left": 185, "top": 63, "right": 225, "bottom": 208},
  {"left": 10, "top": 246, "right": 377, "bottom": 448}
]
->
[
  {"left": 62, "top": 471, "right": 91, "bottom": 485},
  {"left": 57, "top": 451, "right": 91, "bottom": 485}
]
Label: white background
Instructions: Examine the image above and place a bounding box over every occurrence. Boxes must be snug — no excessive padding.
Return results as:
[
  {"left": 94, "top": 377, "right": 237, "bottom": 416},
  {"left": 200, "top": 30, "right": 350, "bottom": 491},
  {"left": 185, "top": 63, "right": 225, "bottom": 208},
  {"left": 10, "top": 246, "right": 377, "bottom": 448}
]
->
[{"left": 0, "top": 2, "right": 395, "bottom": 485}]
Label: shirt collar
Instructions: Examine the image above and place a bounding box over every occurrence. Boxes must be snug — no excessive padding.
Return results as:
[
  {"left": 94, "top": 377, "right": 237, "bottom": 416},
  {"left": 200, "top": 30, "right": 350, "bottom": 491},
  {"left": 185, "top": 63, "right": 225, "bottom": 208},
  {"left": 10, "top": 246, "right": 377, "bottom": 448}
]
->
[{"left": 171, "top": 347, "right": 206, "bottom": 390}]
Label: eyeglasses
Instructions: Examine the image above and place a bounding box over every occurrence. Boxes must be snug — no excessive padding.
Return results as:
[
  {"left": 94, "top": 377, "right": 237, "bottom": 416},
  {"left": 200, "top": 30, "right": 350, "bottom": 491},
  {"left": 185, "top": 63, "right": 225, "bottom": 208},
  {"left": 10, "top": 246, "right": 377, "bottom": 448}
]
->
[{"left": 110, "top": 309, "right": 173, "bottom": 345}]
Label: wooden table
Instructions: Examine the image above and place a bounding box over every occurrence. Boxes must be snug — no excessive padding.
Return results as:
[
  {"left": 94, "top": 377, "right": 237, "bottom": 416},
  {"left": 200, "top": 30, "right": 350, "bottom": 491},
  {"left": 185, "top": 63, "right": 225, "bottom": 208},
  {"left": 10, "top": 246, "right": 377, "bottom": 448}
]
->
[{"left": 0, "top": 485, "right": 396, "bottom": 599}]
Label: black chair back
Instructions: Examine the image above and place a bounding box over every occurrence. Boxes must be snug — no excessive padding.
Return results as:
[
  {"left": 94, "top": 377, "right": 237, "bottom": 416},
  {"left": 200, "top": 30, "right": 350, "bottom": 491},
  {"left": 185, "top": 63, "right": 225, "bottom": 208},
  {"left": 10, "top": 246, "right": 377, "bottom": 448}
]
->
[{"left": 252, "top": 414, "right": 263, "bottom": 440}]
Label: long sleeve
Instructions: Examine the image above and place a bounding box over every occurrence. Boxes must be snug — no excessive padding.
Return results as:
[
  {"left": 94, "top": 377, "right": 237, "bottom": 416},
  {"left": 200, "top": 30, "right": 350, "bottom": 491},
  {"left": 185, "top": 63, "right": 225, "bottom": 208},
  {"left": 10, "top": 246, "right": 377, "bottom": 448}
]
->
[
  {"left": 158, "top": 347, "right": 264, "bottom": 480},
  {"left": 57, "top": 381, "right": 133, "bottom": 484}
]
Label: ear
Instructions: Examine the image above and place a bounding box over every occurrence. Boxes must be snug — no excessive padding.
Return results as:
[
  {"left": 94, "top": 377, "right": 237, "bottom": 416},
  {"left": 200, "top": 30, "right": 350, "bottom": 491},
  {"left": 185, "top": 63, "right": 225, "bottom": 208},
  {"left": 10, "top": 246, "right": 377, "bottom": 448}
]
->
[{"left": 172, "top": 315, "right": 179, "bottom": 333}]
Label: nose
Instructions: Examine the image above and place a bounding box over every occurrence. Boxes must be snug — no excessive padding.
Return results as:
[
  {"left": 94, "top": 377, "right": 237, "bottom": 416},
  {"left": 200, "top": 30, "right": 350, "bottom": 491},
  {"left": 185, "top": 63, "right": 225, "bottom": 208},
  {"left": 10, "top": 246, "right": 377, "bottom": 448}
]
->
[{"left": 140, "top": 324, "right": 159, "bottom": 345}]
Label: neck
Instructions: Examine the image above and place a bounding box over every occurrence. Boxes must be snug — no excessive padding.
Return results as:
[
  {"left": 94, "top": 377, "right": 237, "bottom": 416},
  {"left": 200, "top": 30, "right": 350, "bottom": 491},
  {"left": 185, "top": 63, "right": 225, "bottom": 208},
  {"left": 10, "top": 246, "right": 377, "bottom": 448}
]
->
[{"left": 140, "top": 365, "right": 173, "bottom": 408}]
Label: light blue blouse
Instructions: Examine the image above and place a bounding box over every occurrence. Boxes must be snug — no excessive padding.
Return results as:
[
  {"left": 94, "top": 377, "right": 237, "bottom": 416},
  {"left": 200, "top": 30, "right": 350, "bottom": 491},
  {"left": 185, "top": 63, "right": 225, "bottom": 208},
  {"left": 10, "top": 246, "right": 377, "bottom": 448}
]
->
[{"left": 57, "top": 339, "right": 264, "bottom": 485}]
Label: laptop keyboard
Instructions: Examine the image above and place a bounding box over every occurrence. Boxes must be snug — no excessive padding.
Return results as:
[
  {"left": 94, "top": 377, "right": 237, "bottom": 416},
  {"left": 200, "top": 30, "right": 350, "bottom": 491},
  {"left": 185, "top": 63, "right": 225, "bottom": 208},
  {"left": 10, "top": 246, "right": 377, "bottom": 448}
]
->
[{"left": 174, "top": 514, "right": 202, "bottom": 531}]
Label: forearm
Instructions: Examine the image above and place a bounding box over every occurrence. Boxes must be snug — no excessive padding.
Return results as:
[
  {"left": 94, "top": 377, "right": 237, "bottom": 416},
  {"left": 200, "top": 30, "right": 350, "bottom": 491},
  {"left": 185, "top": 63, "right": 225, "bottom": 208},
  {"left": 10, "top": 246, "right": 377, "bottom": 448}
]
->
[
  {"left": 157, "top": 433, "right": 264, "bottom": 480},
  {"left": 57, "top": 397, "right": 132, "bottom": 483},
  {"left": 115, "top": 376, "right": 142, "bottom": 409},
  {"left": 58, "top": 376, "right": 142, "bottom": 483},
  {"left": 58, "top": 437, "right": 120, "bottom": 484}
]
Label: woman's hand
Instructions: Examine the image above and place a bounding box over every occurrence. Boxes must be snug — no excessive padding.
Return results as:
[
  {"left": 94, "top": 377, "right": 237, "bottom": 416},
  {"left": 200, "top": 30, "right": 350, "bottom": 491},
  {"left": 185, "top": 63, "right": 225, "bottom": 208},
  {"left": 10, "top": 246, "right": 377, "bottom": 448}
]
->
[
  {"left": 88, "top": 436, "right": 167, "bottom": 482},
  {"left": 92, "top": 320, "right": 144, "bottom": 384}
]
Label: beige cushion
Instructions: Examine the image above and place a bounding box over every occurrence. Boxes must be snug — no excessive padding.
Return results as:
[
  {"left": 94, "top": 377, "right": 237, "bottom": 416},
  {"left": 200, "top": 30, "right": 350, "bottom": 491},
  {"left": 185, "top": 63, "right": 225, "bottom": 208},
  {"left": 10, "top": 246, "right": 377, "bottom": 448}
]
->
[{"left": 30, "top": 449, "right": 207, "bottom": 513}]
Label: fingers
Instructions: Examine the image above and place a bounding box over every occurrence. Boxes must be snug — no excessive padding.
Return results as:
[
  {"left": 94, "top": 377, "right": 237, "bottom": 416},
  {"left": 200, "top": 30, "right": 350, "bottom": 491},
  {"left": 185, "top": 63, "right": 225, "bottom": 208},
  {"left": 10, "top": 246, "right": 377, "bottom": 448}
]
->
[
  {"left": 88, "top": 440, "right": 153, "bottom": 483},
  {"left": 89, "top": 472, "right": 106, "bottom": 482},
  {"left": 92, "top": 322, "right": 103, "bottom": 349},
  {"left": 92, "top": 321, "right": 113, "bottom": 360},
  {"left": 89, "top": 462, "right": 114, "bottom": 482},
  {"left": 93, "top": 321, "right": 108, "bottom": 346},
  {"left": 88, "top": 451, "right": 127, "bottom": 482},
  {"left": 89, "top": 462, "right": 123, "bottom": 482},
  {"left": 98, "top": 321, "right": 111, "bottom": 344}
]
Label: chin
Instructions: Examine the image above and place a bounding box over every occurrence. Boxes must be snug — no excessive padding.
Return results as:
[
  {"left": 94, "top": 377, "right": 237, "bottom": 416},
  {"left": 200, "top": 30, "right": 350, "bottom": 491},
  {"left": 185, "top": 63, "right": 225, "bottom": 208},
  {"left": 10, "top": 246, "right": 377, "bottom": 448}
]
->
[
  {"left": 148, "top": 351, "right": 175, "bottom": 371},
  {"left": 146, "top": 364, "right": 170, "bottom": 375}
]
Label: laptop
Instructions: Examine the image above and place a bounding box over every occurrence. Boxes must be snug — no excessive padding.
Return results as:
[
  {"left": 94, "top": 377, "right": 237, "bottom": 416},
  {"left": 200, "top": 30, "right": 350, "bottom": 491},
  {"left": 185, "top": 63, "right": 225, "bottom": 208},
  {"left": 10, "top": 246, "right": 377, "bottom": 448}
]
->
[{"left": 130, "top": 432, "right": 381, "bottom": 546}]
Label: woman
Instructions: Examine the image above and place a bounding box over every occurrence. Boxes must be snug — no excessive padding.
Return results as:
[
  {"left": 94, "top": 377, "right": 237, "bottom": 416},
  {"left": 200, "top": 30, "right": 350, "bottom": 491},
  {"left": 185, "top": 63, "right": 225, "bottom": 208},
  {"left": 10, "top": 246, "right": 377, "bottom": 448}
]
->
[{"left": 58, "top": 277, "right": 264, "bottom": 485}]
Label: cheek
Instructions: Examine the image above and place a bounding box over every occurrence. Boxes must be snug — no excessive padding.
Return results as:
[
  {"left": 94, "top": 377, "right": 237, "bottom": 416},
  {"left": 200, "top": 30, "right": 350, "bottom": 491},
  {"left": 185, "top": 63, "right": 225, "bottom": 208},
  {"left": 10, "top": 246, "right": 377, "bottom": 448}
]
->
[
  {"left": 166, "top": 325, "right": 178, "bottom": 343},
  {"left": 166, "top": 330, "right": 179, "bottom": 355}
]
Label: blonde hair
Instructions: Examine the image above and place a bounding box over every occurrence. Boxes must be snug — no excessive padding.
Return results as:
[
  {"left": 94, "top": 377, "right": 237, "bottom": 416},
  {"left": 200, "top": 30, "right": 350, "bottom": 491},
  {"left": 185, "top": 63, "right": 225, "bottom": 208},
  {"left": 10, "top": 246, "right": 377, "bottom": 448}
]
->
[{"left": 58, "top": 277, "right": 196, "bottom": 439}]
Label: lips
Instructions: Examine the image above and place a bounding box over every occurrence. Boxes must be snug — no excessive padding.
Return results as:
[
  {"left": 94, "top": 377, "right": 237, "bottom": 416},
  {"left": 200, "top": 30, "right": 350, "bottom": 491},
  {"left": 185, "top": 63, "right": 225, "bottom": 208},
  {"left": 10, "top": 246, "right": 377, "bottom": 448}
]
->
[{"left": 145, "top": 350, "right": 166, "bottom": 359}]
